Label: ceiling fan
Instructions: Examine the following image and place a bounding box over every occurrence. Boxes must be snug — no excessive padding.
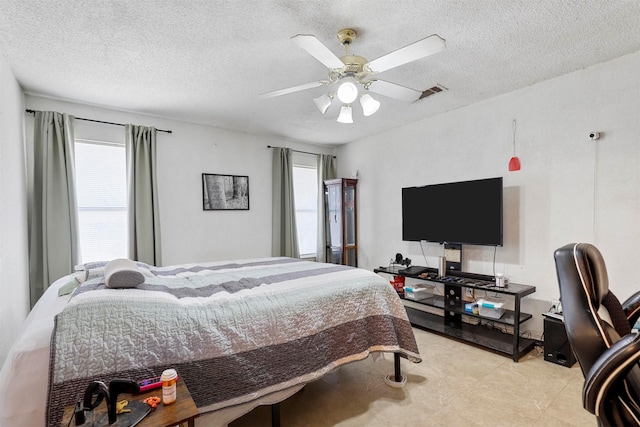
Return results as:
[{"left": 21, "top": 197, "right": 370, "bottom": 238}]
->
[{"left": 259, "top": 28, "right": 446, "bottom": 123}]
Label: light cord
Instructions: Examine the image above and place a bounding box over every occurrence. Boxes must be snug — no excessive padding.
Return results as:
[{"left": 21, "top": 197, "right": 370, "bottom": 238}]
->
[
  {"left": 493, "top": 245, "right": 497, "bottom": 277},
  {"left": 512, "top": 119, "right": 517, "bottom": 156},
  {"left": 419, "top": 241, "right": 429, "bottom": 267},
  {"left": 593, "top": 140, "right": 599, "bottom": 244}
]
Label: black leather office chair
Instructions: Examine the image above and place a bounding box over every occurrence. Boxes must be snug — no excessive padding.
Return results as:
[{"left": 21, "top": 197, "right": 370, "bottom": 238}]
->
[{"left": 554, "top": 243, "right": 640, "bottom": 426}]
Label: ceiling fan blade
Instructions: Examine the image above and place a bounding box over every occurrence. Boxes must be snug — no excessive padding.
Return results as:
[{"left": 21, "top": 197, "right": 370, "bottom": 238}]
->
[
  {"left": 291, "top": 34, "right": 345, "bottom": 70},
  {"left": 366, "top": 34, "right": 445, "bottom": 74},
  {"left": 259, "top": 81, "right": 326, "bottom": 99},
  {"left": 365, "top": 79, "right": 423, "bottom": 103}
]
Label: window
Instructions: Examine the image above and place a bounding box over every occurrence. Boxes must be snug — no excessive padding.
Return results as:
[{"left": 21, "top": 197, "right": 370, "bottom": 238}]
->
[
  {"left": 292, "top": 164, "right": 318, "bottom": 257},
  {"left": 74, "top": 140, "right": 128, "bottom": 262}
]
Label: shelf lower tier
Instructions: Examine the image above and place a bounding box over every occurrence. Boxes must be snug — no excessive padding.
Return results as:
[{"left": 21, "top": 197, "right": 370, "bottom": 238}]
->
[
  {"left": 403, "top": 295, "right": 533, "bottom": 326},
  {"left": 404, "top": 306, "right": 537, "bottom": 361}
]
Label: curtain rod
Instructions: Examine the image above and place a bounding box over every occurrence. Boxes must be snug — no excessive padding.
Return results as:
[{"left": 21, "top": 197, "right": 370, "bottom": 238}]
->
[
  {"left": 267, "top": 145, "right": 336, "bottom": 158},
  {"left": 25, "top": 109, "right": 172, "bottom": 134}
]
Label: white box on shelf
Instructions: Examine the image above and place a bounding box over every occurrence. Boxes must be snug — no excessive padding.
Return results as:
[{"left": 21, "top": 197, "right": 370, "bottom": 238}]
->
[
  {"left": 404, "top": 284, "right": 432, "bottom": 301},
  {"left": 476, "top": 297, "right": 505, "bottom": 319}
]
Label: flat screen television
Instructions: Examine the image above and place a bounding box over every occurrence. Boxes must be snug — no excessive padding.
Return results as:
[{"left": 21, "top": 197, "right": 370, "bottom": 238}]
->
[{"left": 402, "top": 177, "right": 503, "bottom": 246}]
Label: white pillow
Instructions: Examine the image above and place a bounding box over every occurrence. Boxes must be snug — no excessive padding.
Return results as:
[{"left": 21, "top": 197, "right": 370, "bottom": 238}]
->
[{"left": 104, "top": 258, "right": 145, "bottom": 289}]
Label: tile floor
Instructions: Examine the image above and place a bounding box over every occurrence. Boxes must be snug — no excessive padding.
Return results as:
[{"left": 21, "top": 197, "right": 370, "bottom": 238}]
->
[{"left": 225, "top": 327, "right": 596, "bottom": 426}]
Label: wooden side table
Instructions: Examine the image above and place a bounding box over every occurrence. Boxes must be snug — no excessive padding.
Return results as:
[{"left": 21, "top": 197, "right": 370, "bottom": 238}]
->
[{"left": 61, "top": 379, "right": 199, "bottom": 427}]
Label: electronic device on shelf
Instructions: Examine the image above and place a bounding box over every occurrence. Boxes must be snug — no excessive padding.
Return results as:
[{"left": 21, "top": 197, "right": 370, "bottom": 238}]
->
[
  {"left": 399, "top": 265, "right": 428, "bottom": 276},
  {"left": 401, "top": 177, "right": 503, "bottom": 246},
  {"left": 394, "top": 253, "right": 411, "bottom": 266},
  {"left": 444, "top": 243, "right": 462, "bottom": 271},
  {"left": 386, "top": 253, "right": 414, "bottom": 274}
]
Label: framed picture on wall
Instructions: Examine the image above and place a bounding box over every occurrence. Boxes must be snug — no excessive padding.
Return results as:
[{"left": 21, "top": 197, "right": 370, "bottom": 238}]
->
[{"left": 202, "top": 173, "right": 249, "bottom": 210}]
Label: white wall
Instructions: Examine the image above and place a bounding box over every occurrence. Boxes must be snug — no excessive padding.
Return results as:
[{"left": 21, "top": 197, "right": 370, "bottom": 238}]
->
[
  {"left": 24, "top": 96, "right": 334, "bottom": 266},
  {"left": 338, "top": 50, "right": 640, "bottom": 337},
  {"left": 0, "top": 53, "right": 29, "bottom": 367}
]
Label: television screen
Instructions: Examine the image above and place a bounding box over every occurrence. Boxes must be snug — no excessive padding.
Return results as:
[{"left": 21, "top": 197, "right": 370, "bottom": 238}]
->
[{"left": 402, "top": 177, "right": 503, "bottom": 246}]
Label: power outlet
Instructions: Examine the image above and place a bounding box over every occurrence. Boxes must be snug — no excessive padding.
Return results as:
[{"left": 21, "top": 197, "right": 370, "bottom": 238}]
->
[{"left": 550, "top": 299, "right": 561, "bottom": 313}]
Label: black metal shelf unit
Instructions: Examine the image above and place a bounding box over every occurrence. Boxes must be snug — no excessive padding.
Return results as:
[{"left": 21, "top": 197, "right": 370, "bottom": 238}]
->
[{"left": 375, "top": 266, "right": 537, "bottom": 361}]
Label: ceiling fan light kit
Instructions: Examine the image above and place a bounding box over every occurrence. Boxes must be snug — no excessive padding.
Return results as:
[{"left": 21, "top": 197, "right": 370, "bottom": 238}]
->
[
  {"left": 313, "top": 93, "right": 333, "bottom": 114},
  {"left": 260, "top": 28, "right": 446, "bottom": 124},
  {"left": 337, "top": 105, "right": 354, "bottom": 124},
  {"left": 336, "top": 77, "right": 358, "bottom": 104},
  {"left": 360, "top": 94, "right": 380, "bottom": 116}
]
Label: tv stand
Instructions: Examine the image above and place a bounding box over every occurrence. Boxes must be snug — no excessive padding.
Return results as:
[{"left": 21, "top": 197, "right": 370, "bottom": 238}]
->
[{"left": 374, "top": 266, "right": 536, "bottom": 362}]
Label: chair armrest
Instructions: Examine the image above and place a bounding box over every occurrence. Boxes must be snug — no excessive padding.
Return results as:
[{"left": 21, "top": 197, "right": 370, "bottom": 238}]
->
[
  {"left": 583, "top": 333, "right": 640, "bottom": 419},
  {"left": 622, "top": 291, "right": 640, "bottom": 327}
]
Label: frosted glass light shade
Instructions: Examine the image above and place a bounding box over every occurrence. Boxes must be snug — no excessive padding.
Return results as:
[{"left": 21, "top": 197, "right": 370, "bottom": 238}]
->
[
  {"left": 359, "top": 94, "right": 380, "bottom": 116},
  {"left": 337, "top": 105, "right": 353, "bottom": 124},
  {"left": 313, "top": 94, "right": 333, "bottom": 114},
  {"left": 337, "top": 79, "right": 358, "bottom": 104}
]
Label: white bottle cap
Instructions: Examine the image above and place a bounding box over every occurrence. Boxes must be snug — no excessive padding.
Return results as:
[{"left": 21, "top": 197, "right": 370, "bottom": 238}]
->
[{"left": 161, "top": 368, "right": 177, "bottom": 381}]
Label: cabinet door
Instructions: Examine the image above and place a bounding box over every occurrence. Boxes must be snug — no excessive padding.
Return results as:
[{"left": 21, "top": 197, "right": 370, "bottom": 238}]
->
[
  {"left": 344, "top": 184, "right": 356, "bottom": 246},
  {"left": 325, "top": 183, "right": 342, "bottom": 263},
  {"left": 345, "top": 248, "right": 357, "bottom": 267}
]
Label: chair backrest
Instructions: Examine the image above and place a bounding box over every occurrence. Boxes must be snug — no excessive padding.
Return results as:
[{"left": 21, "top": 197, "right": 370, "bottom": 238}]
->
[{"left": 553, "top": 243, "right": 624, "bottom": 377}]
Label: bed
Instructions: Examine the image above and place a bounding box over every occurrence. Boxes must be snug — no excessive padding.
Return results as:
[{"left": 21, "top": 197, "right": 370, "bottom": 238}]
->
[{"left": 0, "top": 257, "right": 421, "bottom": 427}]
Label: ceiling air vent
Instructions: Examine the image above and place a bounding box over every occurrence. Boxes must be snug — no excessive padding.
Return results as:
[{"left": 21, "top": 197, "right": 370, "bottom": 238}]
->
[{"left": 418, "top": 84, "right": 447, "bottom": 100}]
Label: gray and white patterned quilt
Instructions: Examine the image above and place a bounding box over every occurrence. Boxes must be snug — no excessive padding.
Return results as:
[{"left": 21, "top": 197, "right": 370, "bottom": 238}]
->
[{"left": 46, "top": 257, "right": 421, "bottom": 426}]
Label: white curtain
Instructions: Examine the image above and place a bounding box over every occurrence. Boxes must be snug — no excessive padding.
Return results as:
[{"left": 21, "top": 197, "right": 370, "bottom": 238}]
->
[
  {"left": 29, "top": 111, "right": 80, "bottom": 306},
  {"left": 125, "top": 124, "right": 161, "bottom": 265},
  {"left": 316, "top": 154, "right": 337, "bottom": 262},
  {"left": 272, "top": 147, "right": 299, "bottom": 258}
]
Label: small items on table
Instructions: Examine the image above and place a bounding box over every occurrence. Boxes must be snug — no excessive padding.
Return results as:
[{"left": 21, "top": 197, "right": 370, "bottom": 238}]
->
[{"left": 61, "top": 379, "right": 199, "bottom": 427}]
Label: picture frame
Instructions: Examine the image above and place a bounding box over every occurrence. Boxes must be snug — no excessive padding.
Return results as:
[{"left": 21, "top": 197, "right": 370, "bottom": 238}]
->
[{"left": 202, "top": 173, "right": 249, "bottom": 210}]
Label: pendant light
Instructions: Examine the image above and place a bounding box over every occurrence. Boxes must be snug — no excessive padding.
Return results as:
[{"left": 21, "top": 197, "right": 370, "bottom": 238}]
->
[{"left": 508, "top": 119, "right": 521, "bottom": 171}]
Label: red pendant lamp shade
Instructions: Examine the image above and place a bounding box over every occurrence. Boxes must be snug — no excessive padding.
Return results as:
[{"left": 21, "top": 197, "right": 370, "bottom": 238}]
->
[
  {"left": 509, "top": 119, "right": 521, "bottom": 171},
  {"left": 509, "top": 156, "right": 521, "bottom": 171}
]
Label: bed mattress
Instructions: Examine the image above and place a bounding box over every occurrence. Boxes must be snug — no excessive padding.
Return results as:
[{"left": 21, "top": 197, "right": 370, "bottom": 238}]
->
[{"left": 0, "top": 257, "right": 420, "bottom": 427}]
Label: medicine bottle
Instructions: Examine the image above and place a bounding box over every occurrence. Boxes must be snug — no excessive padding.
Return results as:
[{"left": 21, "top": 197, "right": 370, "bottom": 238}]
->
[{"left": 161, "top": 368, "right": 178, "bottom": 405}]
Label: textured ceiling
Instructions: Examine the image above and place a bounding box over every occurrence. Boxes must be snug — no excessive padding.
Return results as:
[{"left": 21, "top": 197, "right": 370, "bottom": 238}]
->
[{"left": 1, "top": 0, "right": 640, "bottom": 146}]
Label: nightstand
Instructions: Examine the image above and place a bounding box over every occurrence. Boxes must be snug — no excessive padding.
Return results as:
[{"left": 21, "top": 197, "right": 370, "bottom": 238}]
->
[{"left": 61, "top": 379, "right": 199, "bottom": 427}]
